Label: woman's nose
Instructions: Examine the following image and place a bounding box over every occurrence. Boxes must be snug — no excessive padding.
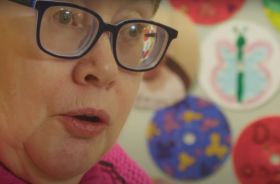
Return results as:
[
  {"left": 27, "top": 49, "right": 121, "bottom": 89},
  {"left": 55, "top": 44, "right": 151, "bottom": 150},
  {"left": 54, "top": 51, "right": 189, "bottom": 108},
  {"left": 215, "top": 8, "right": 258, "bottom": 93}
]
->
[{"left": 72, "top": 34, "right": 119, "bottom": 89}]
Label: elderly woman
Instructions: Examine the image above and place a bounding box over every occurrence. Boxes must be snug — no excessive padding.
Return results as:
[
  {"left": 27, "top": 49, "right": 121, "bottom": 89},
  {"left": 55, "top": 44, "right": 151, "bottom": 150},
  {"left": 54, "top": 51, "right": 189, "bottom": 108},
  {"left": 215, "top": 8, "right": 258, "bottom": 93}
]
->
[{"left": 0, "top": 0, "right": 177, "bottom": 183}]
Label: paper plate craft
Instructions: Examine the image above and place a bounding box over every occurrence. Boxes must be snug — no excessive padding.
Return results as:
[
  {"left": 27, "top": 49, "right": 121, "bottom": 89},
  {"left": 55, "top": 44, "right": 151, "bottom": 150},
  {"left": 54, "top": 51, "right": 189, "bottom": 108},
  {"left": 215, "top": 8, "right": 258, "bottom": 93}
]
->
[
  {"left": 169, "top": 0, "right": 245, "bottom": 25},
  {"left": 199, "top": 21, "right": 280, "bottom": 110},
  {"left": 263, "top": 0, "right": 280, "bottom": 32},
  {"left": 233, "top": 116, "right": 280, "bottom": 184},
  {"left": 147, "top": 95, "right": 231, "bottom": 180},
  {"left": 135, "top": 4, "right": 200, "bottom": 110},
  {"left": 136, "top": 56, "right": 190, "bottom": 110}
]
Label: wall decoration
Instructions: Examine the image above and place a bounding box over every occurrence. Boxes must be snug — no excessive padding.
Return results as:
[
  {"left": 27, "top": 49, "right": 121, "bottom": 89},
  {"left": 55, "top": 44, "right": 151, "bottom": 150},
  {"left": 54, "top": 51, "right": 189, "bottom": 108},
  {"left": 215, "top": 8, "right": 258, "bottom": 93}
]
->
[
  {"left": 135, "top": 4, "right": 199, "bottom": 110},
  {"left": 263, "top": 0, "right": 280, "bottom": 32},
  {"left": 199, "top": 21, "right": 280, "bottom": 110},
  {"left": 136, "top": 56, "right": 189, "bottom": 110},
  {"left": 147, "top": 95, "right": 231, "bottom": 181},
  {"left": 233, "top": 116, "right": 280, "bottom": 184},
  {"left": 169, "top": 0, "right": 245, "bottom": 25}
]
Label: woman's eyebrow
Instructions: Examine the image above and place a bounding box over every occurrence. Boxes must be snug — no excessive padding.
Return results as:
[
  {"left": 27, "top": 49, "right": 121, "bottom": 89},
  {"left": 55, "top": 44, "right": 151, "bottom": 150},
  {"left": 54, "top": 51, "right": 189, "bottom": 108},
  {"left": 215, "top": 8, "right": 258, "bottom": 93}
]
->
[{"left": 9, "top": 0, "right": 35, "bottom": 7}]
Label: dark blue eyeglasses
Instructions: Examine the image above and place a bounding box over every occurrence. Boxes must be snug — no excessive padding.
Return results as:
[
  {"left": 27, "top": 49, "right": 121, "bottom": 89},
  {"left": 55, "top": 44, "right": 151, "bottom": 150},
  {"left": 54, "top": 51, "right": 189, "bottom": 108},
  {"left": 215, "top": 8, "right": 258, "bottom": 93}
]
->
[{"left": 9, "top": 0, "right": 178, "bottom": 72}]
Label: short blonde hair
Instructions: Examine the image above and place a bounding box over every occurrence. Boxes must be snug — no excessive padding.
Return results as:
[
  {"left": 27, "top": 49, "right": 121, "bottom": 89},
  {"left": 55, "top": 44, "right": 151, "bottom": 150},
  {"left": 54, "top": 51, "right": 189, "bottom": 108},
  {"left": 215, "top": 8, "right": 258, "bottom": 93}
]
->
[{"left": 153, "top": 0, "right": 161, "bottom": 13}]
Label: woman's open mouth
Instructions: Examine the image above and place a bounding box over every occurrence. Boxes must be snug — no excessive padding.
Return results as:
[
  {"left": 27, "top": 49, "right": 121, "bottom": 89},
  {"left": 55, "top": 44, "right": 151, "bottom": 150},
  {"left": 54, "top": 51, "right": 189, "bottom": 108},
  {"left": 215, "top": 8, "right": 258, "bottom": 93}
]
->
[
  {"left": 59, "top": 108, "right": 110, "bottom": 138},
  {"left": 74, "top": 115, "right": 102, "bottom": 123}
]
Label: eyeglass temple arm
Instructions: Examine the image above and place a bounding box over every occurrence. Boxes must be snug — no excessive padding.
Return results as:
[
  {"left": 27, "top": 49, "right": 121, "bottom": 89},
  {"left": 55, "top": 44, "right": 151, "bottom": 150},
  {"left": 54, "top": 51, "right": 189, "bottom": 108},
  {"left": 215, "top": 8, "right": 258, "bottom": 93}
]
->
[{"left": 9, "top": 0, "right": 35, "bottom": 7}]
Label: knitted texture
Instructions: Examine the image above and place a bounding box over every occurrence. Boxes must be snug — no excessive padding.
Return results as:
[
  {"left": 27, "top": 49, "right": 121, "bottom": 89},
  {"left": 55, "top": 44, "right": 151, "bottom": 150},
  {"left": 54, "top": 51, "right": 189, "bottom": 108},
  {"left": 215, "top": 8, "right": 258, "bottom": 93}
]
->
[
  {"left": 80, "top": 144, "right": 153, "bottom": 184},
  {"left": 0, "top": 144, "right": 152, "bottom": 184},
  {"left": 0, "top": 164, "right": 27, "bottom": 183}
]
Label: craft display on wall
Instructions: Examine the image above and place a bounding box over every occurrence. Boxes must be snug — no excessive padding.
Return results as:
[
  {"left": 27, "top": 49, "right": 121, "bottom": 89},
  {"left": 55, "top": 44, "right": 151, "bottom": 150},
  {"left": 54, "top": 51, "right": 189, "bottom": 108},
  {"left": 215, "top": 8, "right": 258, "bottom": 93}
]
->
[
  {"left": 263, "top": 0, "right": 280, "bottom": 32},
  {"left": 199, "top": 20, "right": 280, "bottom": 110},
  {"left": 147, "top": 95, "right": 231, "bottom": 181},
  {"left": 135, "top": 4, "right": 199, "bottom": 110},
  {"left": 233, "top": 116, "right": 280, "bottom": 184},
  {"left": 169, "top": 0, "right": 245, "bottom": 25}
]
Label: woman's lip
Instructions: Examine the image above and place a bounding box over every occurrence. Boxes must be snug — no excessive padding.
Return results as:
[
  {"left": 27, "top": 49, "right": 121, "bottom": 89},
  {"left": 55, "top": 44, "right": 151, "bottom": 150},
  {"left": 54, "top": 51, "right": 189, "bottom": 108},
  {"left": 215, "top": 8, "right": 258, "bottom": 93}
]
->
[
  {"left": 59, "top": 108, "right": 110, "bottom": 139},
  {"left": 62, "top": 108, "right": 110, "bottom": 124}
]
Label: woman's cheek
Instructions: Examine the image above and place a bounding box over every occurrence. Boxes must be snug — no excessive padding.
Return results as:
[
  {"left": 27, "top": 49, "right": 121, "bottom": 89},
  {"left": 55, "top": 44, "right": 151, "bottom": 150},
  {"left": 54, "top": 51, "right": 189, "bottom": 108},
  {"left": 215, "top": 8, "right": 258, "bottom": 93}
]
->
[{"left": 116, "top": 75, "right": 141, "bottom": 120}]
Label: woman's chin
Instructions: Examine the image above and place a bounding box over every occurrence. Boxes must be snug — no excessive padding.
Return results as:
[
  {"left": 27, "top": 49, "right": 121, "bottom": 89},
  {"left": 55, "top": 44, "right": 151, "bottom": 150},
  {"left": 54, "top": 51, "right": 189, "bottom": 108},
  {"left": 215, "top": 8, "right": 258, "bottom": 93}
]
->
[
  {"left": 35, "top": 159, "right": 89, "bottom": 181},
  {"left": 24, "top": 136, "right": 102, "bottom": 181}
]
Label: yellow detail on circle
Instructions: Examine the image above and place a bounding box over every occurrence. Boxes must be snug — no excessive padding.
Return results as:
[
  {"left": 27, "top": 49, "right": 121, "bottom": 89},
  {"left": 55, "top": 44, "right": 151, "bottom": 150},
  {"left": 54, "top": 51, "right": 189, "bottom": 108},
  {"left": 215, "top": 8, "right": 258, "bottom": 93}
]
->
[
  {"left": 147, "top": 122, "right": 160, "bottom": 140},
  {"left": 264, "top": 8, "right": 280, "bottom": 31},
  {"left": 182, "top": 111, "right": 203, "bottom": 122},
  {"left": 205, "top": 133, "right": 228, "bottom": 160},
  {"left": 178, "top": 152, "right": 196, "bottom": 172}
]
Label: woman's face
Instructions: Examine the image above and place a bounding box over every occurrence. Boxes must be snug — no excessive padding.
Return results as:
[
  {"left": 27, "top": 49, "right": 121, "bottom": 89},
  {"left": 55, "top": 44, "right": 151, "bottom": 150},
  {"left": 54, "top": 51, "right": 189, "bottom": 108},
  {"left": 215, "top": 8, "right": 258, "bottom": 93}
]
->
[{"left": 0, "top": 0, "right": 153, "bottom": 182}]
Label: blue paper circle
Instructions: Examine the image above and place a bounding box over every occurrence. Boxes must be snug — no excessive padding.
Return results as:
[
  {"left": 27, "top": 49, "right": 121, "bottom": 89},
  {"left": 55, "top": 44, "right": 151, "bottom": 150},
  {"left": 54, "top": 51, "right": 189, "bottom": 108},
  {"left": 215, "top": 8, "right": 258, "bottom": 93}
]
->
[{"left": 147, "top": 95, "right": 232, "bottom": 180}]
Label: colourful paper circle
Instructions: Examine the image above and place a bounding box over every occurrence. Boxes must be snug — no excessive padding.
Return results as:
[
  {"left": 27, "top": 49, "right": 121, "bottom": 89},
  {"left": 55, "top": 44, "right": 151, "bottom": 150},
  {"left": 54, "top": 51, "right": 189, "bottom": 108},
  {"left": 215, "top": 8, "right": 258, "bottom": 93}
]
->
[
  {"left": 199, "top": 21, "right": 280, "bottom": 110},
  {"left": 233, "top": 116, "right": 280, "bottom": 184},
  {"left": 263, "top": 0, "right": 280, "bottom": 32},
  {"left": 135, "top": 56, "right": 189, "bottom": 110},
  {"left": 147, "top": 96, "right": 231, "bottom": 180},
  {"left": 169, "top": 0, "right": 245, "bottom": 25}
]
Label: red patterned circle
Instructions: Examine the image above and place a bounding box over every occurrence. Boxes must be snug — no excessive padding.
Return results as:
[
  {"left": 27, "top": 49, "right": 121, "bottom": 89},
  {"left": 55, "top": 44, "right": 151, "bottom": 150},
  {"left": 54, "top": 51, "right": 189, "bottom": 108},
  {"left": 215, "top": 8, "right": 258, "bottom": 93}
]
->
[
  {"left": 233, "top": 116, "right": 280, "bottom": 184},
  {"left": 169, "top": 0, "right": 245, "bottom": 25}
]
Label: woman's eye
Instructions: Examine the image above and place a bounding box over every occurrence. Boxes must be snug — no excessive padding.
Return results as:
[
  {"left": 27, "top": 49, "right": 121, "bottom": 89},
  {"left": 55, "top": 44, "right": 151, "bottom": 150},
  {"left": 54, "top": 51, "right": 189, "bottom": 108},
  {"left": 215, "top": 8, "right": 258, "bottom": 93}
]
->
[
  {"left": 127, "top": 24, "right": 144, "bottom": 38},
  {"left": 129, "top": 25, "right": 140, "bottom": 37},
  {"left": 52, "top": 9, "right": 90, "bottom": 29},
  {"left": 55, "top": 9, "right": 73, "bottom": 25}
]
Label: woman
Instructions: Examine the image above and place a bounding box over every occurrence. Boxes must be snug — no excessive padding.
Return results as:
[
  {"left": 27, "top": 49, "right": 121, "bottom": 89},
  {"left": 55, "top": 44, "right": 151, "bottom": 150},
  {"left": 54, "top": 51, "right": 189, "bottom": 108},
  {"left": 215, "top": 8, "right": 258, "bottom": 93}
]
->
[{"left": 0, "top": 0, "right": 177, "bottom": 183}]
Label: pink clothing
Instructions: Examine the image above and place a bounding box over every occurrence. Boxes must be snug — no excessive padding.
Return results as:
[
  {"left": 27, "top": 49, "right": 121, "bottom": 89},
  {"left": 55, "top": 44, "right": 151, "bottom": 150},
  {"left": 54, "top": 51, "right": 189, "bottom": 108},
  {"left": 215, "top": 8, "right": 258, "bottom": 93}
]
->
[{"left": 0, "top": 144, "right": 152, "bottom": 184}]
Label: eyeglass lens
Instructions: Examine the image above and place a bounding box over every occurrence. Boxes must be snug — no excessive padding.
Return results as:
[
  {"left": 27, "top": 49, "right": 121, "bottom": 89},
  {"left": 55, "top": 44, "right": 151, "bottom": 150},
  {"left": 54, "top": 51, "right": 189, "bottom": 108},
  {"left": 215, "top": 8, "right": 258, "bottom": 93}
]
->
[{"left": 40, "top": 6, "right": 98, "bottom": 57}]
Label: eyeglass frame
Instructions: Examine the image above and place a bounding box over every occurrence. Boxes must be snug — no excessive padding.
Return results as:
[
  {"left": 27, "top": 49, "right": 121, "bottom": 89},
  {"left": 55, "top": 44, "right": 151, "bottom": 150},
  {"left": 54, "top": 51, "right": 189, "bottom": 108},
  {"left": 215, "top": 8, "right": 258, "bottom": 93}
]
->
[{"left": 9, "top": 0, "right": 178, "bottom": 72}]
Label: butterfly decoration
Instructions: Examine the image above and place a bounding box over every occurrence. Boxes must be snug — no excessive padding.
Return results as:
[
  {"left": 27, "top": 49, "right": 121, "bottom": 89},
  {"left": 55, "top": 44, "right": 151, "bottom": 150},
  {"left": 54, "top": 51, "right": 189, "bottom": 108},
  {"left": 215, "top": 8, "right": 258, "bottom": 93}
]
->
[
  {"left": 200, "top": 21, "right": 280, "bottom": 110},
  {"left": 212, "top": 26, "right": 272, "bottom": 105}
]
